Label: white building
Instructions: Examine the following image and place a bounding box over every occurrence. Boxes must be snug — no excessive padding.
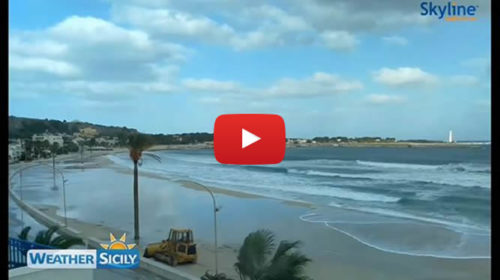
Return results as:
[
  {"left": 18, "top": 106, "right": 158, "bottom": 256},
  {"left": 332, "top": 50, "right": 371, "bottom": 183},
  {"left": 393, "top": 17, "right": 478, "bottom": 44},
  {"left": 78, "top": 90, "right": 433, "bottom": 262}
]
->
[
  {"left": 79, "top": 127, "right": 98, "bottom": 138},
  {"left": 9, "top": 140, "right": 23, "bottom": 162},
  {"left": 95, "top": 137, "right": 119, "bottom": 146},
  {"left": 32, "top": 133, "right": 64, "bottom": 146}
]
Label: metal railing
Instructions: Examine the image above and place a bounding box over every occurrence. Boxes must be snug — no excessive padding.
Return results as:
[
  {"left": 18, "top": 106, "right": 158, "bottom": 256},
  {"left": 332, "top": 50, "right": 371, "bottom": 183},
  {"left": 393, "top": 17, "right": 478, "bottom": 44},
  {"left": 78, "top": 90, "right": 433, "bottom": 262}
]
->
[{"left": 8, "top": 238, "right": 54, "bottom": 269}]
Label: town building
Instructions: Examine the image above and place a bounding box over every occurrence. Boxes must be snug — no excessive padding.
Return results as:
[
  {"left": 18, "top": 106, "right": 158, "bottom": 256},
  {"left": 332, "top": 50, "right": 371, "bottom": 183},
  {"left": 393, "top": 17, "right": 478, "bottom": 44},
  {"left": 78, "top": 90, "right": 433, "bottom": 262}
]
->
[
  {"left": 32, "top": 133, "right": 64, "bottom": 146},
  {"left": 95, "top": 137, "right": 119, "bottom": 146},
  {"left": 8, "top": 139, "right": 24, "bottom": 162},
  {"left": 79, "top": 127, "right": 98, "bottom": 139}
]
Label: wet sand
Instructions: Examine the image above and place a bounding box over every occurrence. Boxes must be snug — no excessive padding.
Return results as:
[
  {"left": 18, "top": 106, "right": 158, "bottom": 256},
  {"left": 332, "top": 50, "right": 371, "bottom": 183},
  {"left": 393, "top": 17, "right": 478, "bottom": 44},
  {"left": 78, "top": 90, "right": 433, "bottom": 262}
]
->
[{"left": 8, "top": 153, "right": 490, "bottom": 280}]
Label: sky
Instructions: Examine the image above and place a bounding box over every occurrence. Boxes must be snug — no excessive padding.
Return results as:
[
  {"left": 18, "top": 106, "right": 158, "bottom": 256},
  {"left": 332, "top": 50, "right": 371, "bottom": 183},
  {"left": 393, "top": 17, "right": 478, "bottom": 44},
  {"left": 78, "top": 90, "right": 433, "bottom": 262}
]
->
[{"left": 9, "top": 0, "right": 491, "bottom": 141}]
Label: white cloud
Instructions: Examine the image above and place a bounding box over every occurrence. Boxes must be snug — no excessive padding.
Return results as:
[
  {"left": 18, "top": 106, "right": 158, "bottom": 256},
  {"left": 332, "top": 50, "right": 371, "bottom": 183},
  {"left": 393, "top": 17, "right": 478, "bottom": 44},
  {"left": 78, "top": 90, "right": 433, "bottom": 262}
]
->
[
  {"left": 105, "top": 0, "right": 491, "bottom": 51},
  {"left": 373, "top": 67, "right": 438, "bottom": 87},
  {"left": 461, "top": 57, "right": 490, "bottom": 69},
  {"left": 266, "top": 72, "right": 363, "bottom": 96},
  {"left": 321, "top": 31, "right": 359, "bottom": 51},
  {"left": 248, "top": 5, "right": 310, "bottom": 32},
  {"left": 9, "top": 37, "right": 68, "bottom": 57},
  {"left": 183, "top": 72, "right": 362, "bottom": 98},
  {"left": 9, "top": 55, "right": 79, "bottom": 77},
  {"left": 9, "top": 15, "right": 189, "bottom": 102},
  {"left": 197, "top": 97, "right": 222, "bottom": 104},
  {"left": 382, "top": 36, "right": 408, "bottom": 46},
  {"left": 49, "top": 16, "right": 150, "bottom": 47},
  {"left": 365, "top": 94, "right": 406, "bottom": 105},
  {"left": 111, "top": 5, "right": 235, "bottom": 43},
  {"left": 111, "top": 4, "right": 314, "bottom": 50},
  {"left": 182, "top": 78, "right": 241, "bottom": 93},
  {"left": 449, "top": 75, "right": 479, "bottom": 87},
  {"left": 461, "top": 57, "right": 491, "bottom": 77}
]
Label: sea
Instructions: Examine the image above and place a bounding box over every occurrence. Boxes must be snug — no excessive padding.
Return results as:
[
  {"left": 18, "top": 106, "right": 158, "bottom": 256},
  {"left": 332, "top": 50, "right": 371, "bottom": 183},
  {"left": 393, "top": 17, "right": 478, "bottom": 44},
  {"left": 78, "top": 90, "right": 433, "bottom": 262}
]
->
[{"left": 107, "top": 146, "right": 490, "bottom": 259}]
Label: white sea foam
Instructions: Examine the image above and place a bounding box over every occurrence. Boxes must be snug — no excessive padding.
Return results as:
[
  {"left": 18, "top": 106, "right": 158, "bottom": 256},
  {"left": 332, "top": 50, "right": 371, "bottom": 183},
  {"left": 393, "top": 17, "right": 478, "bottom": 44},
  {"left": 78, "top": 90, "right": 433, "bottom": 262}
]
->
[{"left": 299, "top": 212, "right": 491, "bottom": 259}]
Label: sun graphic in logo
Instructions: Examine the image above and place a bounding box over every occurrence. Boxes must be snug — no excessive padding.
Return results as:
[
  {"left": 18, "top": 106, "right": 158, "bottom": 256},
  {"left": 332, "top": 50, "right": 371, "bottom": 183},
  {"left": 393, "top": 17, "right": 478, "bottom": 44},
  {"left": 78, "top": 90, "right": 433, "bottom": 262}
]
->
[{"left": 100, "top": 233, "right": 136, "bottom": 250}]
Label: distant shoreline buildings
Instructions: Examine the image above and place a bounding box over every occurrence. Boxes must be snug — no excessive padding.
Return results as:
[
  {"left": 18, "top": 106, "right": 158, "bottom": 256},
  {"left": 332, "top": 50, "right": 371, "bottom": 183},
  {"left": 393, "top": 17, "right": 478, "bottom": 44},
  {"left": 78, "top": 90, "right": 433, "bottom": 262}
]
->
[{"left": 8, "top": 127, "right": 120, "bottom": 163}]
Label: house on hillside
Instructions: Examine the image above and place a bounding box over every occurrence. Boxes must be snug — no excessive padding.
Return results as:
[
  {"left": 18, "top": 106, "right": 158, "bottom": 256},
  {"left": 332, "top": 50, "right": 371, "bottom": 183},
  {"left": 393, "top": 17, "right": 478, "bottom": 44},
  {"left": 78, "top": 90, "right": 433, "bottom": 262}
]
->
[
  {"left": 79, "top": 127, "right": 98, "bottom": 139},
  {"left": 32, "top": 132, "right": 64, "bottom": 146},
  {"left": 95, "top": 137, "right": 119, "bottom": 147}
]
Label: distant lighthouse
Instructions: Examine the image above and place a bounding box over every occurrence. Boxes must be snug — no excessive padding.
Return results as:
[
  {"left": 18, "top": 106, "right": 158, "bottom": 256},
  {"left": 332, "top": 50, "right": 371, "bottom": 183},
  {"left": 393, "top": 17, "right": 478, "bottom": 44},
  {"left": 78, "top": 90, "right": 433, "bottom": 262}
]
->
[{"left": 448, "top": 130, "right": 454, "bottom": 143}]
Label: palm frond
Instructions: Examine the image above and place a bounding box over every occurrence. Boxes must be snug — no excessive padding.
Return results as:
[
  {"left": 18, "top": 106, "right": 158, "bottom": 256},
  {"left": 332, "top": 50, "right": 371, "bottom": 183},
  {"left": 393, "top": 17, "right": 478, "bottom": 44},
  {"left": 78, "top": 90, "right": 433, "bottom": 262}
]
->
[
  {"left": 34, "top": 230, "right": 49, "bottom": 245},
  {"left": 50, "top": 235, "right": 68, "bottom": 246},
  {"left": 18, "top": 226, "right": 31, "bottom": 240},
  {"left": 34, "top": 226, "right": 59, "bottom": 246},
  {"left": 235, "top": 229, "right": 275, "bottom": 280},
  {"left": 45, "top": 226, "right": 60, "bottom": 241},
  {"left": 265, "top": 251, "right": 311, "bottom": 280},
  {"left": 52, "top": 237, "right": 85, "bottom": 249},
  {"left": 143, "top": 152, "right": 162, "bottom": 162},
  {"left": 200, "top": 271, "right": 235, "bottom": 280},
  {"left": 271, "top": 240, "right": 301, "bottom": 263}
]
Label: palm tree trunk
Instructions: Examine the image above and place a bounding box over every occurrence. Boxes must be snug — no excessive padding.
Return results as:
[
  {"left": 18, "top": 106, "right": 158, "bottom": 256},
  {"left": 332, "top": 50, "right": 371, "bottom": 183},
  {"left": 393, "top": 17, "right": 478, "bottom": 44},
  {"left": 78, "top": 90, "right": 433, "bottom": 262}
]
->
[{"left": 133, "top": 160, "right": 140, "bottom": 243}]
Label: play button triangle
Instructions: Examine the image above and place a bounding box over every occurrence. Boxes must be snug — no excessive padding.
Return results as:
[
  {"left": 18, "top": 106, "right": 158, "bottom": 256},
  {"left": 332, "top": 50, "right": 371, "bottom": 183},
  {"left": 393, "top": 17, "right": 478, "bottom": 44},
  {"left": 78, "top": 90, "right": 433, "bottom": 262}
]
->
[{"left": 242, "top": 128, "right": 261, "bottom": 149}]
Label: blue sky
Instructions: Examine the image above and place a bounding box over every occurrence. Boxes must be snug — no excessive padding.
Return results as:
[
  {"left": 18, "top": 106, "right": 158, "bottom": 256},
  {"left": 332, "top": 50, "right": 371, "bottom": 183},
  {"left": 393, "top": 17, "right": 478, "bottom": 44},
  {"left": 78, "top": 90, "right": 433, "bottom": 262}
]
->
[{"left": 9, "top": 0, "right": 491, "bottom": 140}]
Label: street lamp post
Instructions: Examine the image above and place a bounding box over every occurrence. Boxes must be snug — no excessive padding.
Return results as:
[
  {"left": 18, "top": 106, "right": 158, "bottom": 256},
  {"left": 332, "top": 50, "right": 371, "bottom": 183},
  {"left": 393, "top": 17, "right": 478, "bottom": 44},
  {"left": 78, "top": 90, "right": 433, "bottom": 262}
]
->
[
  {"left": 10, "top": 164, "right": 68, "bottom": 227},
  {"left": 198, "top": 184, "right": 220, "bottom": 275},
  {"left": 52, "top": 153, "right": 58, "bottom": 190},
  {"left": 20, "top": 169, "right": 23, "bottom": 223},
  {"left": 62, "top": 177, "right": 68, "bottom": 227}
]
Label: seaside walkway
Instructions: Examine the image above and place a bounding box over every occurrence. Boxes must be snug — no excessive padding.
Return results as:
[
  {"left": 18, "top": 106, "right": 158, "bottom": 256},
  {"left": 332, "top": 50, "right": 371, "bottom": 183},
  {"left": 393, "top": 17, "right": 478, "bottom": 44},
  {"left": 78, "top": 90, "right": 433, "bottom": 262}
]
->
[{"left": 8, "top": 163, "right": 199, "bottom": 280}]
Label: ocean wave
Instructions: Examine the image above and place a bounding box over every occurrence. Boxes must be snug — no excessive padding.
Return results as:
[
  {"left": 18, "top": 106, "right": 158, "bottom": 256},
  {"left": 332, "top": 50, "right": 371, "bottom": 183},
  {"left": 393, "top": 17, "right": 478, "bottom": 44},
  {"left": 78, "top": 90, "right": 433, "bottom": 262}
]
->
[
  {"left": 194, "top": 176, "right": 400, "bottom": 203},
  {"left": 242, "top": 165, "right": 288, "bottom": 174},
  {"left": 356, "top": 160, "right": 439, "bottom": 170},
  {"left": 325, "top": 204, "right": 489, "bottom": 233},
  {"left": 356, "top": 160, "right": 490, "bottom": 173},
  {"left": 299, "top": 213, "right": 490, "bottom": 259},
  {"left": 289, "top": 168, "right": 490, "bottom": 189},
  {"left": 322, "top": 188, "right": 401, "bottom": 203}
]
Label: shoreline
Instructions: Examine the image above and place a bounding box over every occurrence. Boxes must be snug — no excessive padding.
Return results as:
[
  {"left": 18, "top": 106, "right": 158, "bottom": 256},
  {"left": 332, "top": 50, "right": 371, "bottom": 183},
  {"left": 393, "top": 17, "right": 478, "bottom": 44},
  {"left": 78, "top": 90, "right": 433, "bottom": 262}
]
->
[
  {"left": 9, "top": 141, "right": 489, "bottom": 168},
  {"left": 9, "top": 149, "right": 490, "bottom": 279},
  {"left": 286, "top": 141, "right": 490, "bottom": 148},
  {"left": 99, "top": 153, "right": 490, "bottom": 260}
]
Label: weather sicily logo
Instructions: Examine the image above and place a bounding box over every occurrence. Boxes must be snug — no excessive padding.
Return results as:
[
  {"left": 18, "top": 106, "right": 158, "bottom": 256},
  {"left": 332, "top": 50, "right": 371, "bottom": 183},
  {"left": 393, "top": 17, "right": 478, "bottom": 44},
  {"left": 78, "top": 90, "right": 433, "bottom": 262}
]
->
[
  {"left": 420, "top": 2, "right": 479, "bottom": 21},
  {"left": 27, "top": 233, "right": 140, "bottom": 269},
  {"left": 97, "top": 233, "right": 139, "bottom": 269}
]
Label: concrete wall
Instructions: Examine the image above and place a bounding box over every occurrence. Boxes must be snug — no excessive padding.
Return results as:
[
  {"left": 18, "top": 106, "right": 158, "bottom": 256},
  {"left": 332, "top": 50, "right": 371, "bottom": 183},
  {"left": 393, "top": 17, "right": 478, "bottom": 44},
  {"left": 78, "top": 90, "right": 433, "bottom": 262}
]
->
[{"left": 9, "top": 267, "right": 94, "bottom": 280}]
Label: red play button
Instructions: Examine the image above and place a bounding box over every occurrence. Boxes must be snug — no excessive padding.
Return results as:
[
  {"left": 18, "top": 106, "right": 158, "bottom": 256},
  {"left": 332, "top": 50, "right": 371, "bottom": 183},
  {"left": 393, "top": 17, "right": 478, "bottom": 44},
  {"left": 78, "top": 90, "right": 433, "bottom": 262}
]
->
[{"left": 214, "top": 114, "right": 286, "bottom": 165}]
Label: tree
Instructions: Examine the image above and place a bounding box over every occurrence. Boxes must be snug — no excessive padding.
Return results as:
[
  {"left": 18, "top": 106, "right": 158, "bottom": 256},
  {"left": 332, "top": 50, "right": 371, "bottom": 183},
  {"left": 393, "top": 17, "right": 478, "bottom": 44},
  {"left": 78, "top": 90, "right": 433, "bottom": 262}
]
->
[
  {"left": 127, "top": 133, "right": 160, "bottom": 243},
  {"left": 51, "top": 142, "right": 60, "bottom": 154},
  {"left": 18, "top": 226, "right": 84, "bottom": 249},
  {"left": 234, "top": 230, "right": 311, "bottom": 280}
]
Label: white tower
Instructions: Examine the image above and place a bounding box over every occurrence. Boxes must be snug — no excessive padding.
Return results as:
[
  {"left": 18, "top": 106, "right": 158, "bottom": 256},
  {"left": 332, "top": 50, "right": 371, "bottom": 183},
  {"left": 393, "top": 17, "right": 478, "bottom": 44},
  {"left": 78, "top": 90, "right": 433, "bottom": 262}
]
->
[{"left": 448, "top": 130, "right": 454, "bottom": 143}]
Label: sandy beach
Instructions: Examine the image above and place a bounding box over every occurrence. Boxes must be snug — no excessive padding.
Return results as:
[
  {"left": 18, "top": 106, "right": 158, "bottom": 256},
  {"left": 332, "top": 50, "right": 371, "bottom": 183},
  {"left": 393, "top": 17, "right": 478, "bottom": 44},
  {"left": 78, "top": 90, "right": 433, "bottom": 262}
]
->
[{"left": 8, "top": 149, "right": 490, "bottom": 280}]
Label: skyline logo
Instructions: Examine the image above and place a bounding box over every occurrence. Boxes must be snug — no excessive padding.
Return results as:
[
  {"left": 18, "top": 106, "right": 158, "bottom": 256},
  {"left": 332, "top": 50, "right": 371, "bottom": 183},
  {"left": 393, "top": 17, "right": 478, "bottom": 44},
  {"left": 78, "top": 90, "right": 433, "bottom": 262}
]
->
[
  {"left": 27, "top": 232, "right": 140, "bottom": 269},
  {"left": 420, "top": 2, "right": 479, "bottom": 21}
]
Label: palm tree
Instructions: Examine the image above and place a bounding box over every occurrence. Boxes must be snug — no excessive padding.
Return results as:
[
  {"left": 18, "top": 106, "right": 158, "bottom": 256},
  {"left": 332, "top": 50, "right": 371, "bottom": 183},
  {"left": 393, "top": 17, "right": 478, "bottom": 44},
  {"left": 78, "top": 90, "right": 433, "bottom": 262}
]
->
[
  {"left": 234, "top": 229, "right": 311, "bottom": 280},
  {"left": 18, "top": 226, "right": 84, "bottom": 249},
  {"left": 127, "top": 133, "right": 160, "bottom": 243},
  {"left": 201, "top": 271, "right": 234, "bottom": 280}
]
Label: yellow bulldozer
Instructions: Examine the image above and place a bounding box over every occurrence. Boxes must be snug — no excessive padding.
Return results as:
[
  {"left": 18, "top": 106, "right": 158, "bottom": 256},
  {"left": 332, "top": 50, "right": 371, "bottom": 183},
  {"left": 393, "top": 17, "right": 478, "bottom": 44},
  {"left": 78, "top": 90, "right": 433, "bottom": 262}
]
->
[{"left": 143, "top": 229, "right": 197, "bottom": 266}]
